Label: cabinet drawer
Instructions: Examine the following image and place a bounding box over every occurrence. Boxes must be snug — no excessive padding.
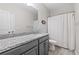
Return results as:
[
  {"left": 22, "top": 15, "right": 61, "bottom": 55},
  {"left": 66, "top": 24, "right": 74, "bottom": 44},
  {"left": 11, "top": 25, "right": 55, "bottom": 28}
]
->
[
  {"left": 1, "top": 40, "right": 38, "bottom": 55},
  {"left": 39, "top": 35, "right": 49, "bottom": 43}
]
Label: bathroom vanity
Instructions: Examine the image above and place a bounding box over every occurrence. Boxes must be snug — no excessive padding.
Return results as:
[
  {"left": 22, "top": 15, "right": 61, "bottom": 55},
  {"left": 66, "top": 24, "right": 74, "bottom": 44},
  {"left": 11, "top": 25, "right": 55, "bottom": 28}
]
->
[{"left": 0, "top": 33, "right": 49, "bottom": 55}]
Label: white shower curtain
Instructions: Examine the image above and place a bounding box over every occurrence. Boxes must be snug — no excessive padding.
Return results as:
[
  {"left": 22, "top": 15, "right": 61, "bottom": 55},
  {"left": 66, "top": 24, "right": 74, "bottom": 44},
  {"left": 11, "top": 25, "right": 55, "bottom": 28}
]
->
[{"left": 48, "top": 12, "right": 75, "bottom": 50}]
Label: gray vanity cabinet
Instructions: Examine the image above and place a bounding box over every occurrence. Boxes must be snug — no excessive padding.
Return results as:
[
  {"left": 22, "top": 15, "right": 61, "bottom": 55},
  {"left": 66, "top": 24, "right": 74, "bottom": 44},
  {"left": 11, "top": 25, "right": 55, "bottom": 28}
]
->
[
  {"left": 1, "top": 40, "right": 38, "bottom": 55},
  {"left": 0, "top": 35, "right": 49, "bottom": 55},
  {"left": 24, "top": 46, "right": 38, "bottom": 55},
  {"left": 39, "top": 36, "right": 49, "bottom": 55},
  {"left": 44, "top": 40, "right": 49, "bottom": 55},
  {"left": 39, "top": 39, "right": 49, "bottom": 55},
  {"left": 39, "top": 42, "right": 45, "bottom": 55}
]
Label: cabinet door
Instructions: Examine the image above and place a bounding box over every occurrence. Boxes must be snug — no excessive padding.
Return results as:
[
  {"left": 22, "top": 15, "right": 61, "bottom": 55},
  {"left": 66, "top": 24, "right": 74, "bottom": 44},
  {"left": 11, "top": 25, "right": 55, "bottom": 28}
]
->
[
  {"left": 24, "top": 46, "right": 38, "bottom": 55},
  {"left": 44, "top": 40, "right": 49, "bottom": 55},
  {"left": 39, "top": 42, "right": 45, "bottom": 55},
  {"left": 39, "top": 40, "right": 49, "bottom": 55}
]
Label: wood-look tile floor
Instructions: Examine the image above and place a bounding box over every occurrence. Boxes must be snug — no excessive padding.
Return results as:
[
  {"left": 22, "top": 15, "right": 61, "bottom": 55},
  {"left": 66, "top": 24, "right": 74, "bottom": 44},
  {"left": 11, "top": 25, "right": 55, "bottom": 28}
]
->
[{"left": 49, "top": 45, "right": 75, "bottom": 55}]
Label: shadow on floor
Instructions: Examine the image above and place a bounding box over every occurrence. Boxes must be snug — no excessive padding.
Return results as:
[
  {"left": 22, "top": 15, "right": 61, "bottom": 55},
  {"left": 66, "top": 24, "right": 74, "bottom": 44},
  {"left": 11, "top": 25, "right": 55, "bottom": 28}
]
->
[{"left": 49, "top": 45, "right": 75, "bottom": 55}]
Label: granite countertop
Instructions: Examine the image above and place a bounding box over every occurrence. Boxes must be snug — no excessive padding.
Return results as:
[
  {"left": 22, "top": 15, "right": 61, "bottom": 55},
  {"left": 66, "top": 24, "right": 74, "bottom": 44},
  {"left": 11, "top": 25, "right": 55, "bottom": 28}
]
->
[{"left": 0, "top": 33, "right": 48, "bottom": 53}]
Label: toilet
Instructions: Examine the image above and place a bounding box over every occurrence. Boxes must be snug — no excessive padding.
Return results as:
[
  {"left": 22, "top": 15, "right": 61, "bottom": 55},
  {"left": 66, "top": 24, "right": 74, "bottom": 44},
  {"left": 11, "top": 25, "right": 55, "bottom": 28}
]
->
[{"left": 49, "top": 39, "right": 57, "bottom": 51}]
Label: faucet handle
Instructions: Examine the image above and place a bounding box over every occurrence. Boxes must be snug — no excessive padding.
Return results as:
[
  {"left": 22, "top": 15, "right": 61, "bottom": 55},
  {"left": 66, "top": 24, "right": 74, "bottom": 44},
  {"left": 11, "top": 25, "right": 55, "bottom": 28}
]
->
[
  {"left": 8, "top": 31, "right": 14, "bottom": 34},
  {"left": 12, "top": 31, "right": 14, "bottom": 34},
  {"left": 8, "top": 31, "right": 10, "bottom": 34}
]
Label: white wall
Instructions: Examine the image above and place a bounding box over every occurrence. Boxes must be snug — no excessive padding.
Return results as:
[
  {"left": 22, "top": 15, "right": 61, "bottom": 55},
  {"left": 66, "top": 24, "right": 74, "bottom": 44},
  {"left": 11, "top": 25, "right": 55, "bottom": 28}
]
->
[
  {"left": 0, "top": 3, "right": 35, "bottom": 34},
  {"left": 33, "top": 4, "right": 50, "bottom": 33},
  {"left": 74, "top": 4, "right": 79, "bottom": 54},
  {"left": 50, "top": 4, "right": 74, "bottom": 16}
]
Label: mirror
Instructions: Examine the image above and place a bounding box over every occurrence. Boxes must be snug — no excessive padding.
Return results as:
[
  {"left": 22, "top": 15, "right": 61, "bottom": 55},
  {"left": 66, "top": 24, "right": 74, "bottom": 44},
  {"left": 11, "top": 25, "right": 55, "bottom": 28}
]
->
[{"left": 26, "top": 3, "right": 38, "bottom": 20}]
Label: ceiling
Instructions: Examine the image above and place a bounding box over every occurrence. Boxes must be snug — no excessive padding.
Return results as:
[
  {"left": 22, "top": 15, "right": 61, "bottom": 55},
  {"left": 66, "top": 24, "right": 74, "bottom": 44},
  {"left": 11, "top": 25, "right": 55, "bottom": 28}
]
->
[{"left": 43, "top": 3, "right": 74, "bottom": 11}]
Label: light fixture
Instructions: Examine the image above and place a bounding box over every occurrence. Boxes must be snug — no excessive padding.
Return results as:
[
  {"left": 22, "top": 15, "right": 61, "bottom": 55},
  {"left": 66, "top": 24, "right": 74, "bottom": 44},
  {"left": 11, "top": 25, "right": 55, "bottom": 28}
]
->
[
  {"left": 27, "top": 3, "right": 34, "bottom": 7},
  {"left": 26, "top": 3, "right": 37, "bottom": 10}
]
